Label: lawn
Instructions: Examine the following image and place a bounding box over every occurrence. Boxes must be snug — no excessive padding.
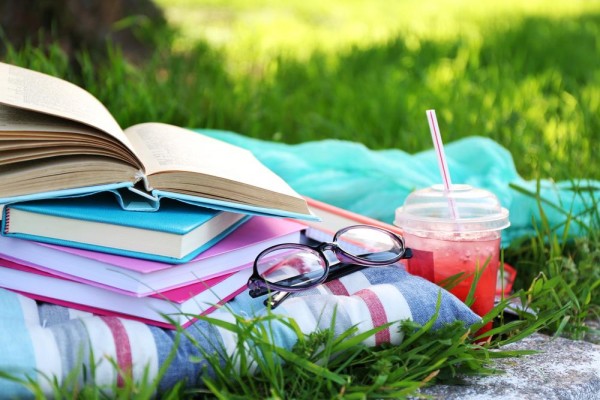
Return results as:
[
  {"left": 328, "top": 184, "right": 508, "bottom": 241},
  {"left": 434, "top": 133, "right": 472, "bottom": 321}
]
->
[
  {"left": 1, "top": 0, "right": 600, "bottom": 397},
  {"left": 154, "top": 0, "right": 600, "bottom": 181}
]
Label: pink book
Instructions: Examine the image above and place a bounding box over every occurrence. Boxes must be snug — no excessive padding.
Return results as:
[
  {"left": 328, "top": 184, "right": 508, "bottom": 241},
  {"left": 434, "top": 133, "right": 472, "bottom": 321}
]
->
[
  {"left": 0, "top": 216, "right": 305, "bottom": 296},
  {"left": 0, "top": 258, "right": 251, "bottom": 329}
]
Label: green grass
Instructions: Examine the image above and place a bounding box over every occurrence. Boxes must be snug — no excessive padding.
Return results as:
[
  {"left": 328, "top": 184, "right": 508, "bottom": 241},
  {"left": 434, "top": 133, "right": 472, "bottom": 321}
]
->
[
  {"left": 1, "top": 0, "right": 600, "bottom": 397},
  {"left": 4, "top": 0, "right": 600, "bottom": 180},
  {"left": 154, "top": 0, "right": 600, "bottom": 181}
]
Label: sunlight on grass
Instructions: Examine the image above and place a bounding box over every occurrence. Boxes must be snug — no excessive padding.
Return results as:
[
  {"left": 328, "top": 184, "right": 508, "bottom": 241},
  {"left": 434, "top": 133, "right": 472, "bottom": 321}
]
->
[
  {"left": 156, "top": 0, "right": 600, "bottom": 72},
  {"left": 152, "top": 1, "right": 600, "bottom": 172}
]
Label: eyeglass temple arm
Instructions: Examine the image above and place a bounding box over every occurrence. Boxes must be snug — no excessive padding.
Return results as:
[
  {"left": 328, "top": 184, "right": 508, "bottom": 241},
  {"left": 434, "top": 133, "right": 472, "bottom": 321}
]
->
[
  {"left": 263, "top": 290, "right": 291, "bottom": 308},
  {"left": 249, "top": 268, "right": 325, "bottom": 298}
]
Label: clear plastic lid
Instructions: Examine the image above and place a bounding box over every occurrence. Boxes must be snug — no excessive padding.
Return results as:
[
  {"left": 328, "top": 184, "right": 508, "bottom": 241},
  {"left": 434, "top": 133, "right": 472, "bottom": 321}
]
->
[{"left": 394, "top": 184, "right": 510, "bottom": 233}]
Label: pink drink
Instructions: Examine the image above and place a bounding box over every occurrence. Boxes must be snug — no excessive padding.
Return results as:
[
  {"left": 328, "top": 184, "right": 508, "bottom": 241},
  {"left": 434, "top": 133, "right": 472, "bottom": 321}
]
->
[
  {"left": 394, "top": 184, "right": 510, "bottom": 332},
  {"left": 402, "top": 231, "right": 500, "bottom": 319}
]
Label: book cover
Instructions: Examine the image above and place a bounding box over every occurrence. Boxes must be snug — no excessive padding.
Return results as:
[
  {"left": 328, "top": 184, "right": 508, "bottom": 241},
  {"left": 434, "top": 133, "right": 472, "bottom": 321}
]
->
[
  {"left": 0, "top": 258, "right": 251, "bottom": 329},
  {"left": 2, "top": 193, "right": 250, "bottom": 263},
  {"left": 0, "top": 216, "right": 306, "bottom": 296}
]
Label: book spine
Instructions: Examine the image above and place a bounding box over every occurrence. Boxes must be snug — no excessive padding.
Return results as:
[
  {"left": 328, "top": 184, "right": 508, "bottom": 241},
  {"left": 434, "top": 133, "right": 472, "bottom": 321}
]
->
[{"left": 2, "top": 207, "right": 9, "bottom": 234}]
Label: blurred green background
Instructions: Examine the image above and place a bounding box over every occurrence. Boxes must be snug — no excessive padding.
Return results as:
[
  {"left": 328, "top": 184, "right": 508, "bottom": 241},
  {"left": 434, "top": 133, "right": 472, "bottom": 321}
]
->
[{"left": 3, "top": 0, "right": 600, "bottom": 181}]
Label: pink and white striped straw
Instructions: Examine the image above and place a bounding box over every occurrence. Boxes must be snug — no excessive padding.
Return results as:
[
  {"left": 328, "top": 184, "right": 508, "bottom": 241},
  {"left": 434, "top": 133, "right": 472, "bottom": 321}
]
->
[{"left": 426, "top": 109, "right": 459, "bottom": 219}]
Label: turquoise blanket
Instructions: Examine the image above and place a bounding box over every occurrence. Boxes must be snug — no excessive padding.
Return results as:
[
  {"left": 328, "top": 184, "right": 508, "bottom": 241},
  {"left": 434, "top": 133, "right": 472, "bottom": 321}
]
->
[{"left": 200, "top": 131, "right": 600, "bottom": 245}]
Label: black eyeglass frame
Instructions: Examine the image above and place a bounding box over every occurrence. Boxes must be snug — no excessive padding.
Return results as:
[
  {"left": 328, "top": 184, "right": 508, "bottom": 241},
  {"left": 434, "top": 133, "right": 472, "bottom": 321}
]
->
[{"left": 247, "top": 224, "right": 412, "bottom": 298}]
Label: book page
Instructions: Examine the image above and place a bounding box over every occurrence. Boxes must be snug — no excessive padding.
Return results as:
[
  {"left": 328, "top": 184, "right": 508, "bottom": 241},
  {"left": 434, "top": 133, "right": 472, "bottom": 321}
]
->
[
  {"left": 0, "top": 103, "right": 142, "bottom": 167},
  {"left": 0, "top": 63, "right": 139, "bottom": 160},
  {"left": 0, "top": 102, "right": 108, "bottom": 134},
  {"left": 124, "top": 122, "right": 300, "bottom": 197},
  {"left": 0, "top": 156, "right": 137, "bottom": 198}
]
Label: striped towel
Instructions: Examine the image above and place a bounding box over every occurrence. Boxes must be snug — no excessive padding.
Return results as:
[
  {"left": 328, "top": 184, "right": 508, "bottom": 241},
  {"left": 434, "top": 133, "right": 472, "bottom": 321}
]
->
[{"left": 0, "top": 265, "right": 479, "bottom": 397}]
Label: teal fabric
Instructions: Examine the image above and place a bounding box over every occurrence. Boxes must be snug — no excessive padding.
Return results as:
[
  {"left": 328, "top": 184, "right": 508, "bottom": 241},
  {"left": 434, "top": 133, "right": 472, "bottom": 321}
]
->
[{"left": 198, "top": 130, "right": 600, "bottom": 246}]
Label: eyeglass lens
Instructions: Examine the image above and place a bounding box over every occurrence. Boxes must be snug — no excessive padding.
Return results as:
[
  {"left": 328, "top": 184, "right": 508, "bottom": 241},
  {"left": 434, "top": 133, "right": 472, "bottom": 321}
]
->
[
  {"left": 256, "top": 247, "right": 327, "bottom": 289},
  {"left": 256, "top": 226, "right": 404, "bottom": 289},
  {"left": 335, "top": 226, "right": 403, "bottom": 263}
]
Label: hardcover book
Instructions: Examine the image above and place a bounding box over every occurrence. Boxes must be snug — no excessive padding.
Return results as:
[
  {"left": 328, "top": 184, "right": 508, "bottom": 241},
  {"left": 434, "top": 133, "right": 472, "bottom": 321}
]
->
[
  {"left": 0, "top": 62, "right": 315, "bottom": 220},
  {"left": 0, "top": 216, "right": 306, "bottom": 296},
  {"left": 0, "top": 258, "right": 251, "bottom": 329},
  {"left": 1, "top": 193, "right": 250, "bottom": 263}
]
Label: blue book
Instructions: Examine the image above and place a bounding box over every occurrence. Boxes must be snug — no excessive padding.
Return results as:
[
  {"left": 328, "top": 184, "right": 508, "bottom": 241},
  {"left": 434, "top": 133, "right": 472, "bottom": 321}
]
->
[{"left": 1, "top": 193, "right": 250, "bottom": 264}]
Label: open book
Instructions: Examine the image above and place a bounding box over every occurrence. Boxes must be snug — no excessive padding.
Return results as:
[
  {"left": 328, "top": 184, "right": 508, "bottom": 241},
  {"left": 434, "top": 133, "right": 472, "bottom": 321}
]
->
[{"left": 0, "top": 62, "right": 314, "bottom": 219}]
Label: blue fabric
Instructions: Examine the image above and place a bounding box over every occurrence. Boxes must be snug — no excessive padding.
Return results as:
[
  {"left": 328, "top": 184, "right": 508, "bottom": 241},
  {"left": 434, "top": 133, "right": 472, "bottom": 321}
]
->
[
  {"left": 0, "top": 294, "right": 37, "bottom": 397},
  {"left": 198, "top": 131, "right": 600, "bottom": 245}
]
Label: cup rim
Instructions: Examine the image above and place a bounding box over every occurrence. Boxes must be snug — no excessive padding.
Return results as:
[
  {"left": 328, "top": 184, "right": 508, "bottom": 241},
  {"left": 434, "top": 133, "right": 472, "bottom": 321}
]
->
[{"left": 394, "top": 206, "right": 510, "bottom": 233}]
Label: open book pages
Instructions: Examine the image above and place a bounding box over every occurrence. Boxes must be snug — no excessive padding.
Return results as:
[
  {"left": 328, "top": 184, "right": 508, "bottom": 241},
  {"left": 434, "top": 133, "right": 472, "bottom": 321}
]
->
[{"left": 0, "top": 62, "right": 313, "bottom": 218}]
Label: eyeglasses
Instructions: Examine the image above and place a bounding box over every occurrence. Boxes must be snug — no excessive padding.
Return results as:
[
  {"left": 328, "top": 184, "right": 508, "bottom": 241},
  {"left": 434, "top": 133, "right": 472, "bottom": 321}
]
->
[{"left": 247, "top": 225, "right": 413, "bottom": 307}]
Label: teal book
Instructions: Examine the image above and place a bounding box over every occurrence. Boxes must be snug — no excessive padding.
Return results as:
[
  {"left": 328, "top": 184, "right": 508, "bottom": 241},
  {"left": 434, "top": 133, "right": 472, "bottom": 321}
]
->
[{"left": 1, "top": 193, "right": 250, "bottom": 264}]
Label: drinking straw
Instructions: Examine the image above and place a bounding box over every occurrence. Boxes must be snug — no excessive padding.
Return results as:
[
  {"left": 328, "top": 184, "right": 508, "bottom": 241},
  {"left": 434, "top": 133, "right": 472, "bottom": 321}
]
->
[{"left": 426, "top": 109, "right": 459, "bottom": 219}]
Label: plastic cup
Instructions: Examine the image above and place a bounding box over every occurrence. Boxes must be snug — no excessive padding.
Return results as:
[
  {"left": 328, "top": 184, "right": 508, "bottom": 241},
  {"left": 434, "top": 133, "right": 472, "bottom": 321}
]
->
[{"left": 394, "top": 184, "right": 510, "bottom": 328}]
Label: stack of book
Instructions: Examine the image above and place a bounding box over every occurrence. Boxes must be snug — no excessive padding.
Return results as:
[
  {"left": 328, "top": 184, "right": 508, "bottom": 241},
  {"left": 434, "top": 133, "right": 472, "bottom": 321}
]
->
[
  {"left": 0, "top": 193, "right": 400, "bottom": 329},
  {"left": 0, "top": 62, "right": 314, "bottom": 329},
  {"left": 0, "top": 194, "right": 307, "bottom": 328}
]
